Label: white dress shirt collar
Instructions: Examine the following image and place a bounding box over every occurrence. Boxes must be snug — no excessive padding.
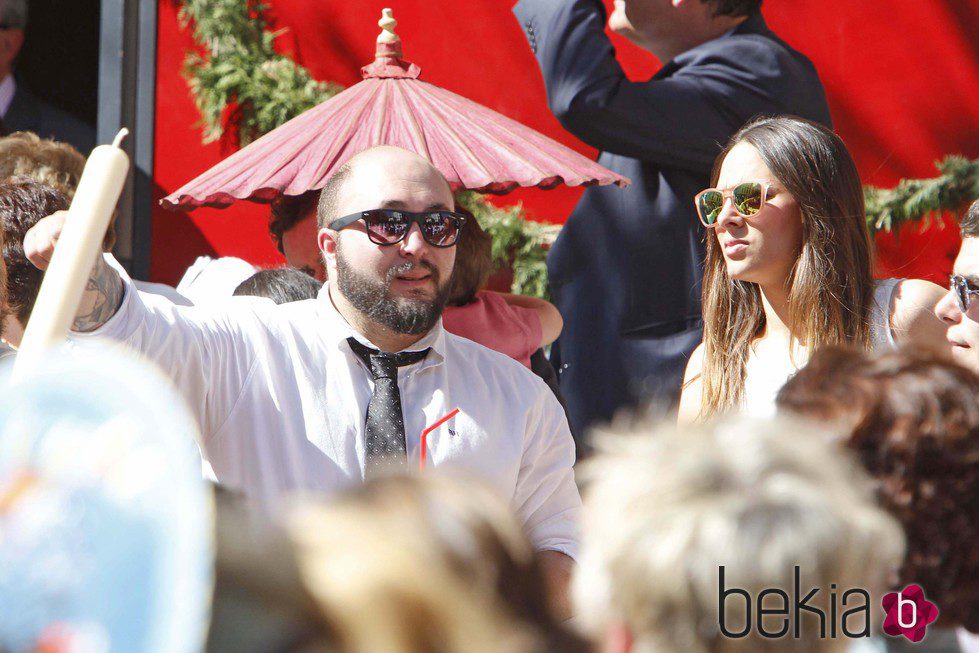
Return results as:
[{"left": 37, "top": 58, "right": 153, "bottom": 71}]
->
[
  {"left": 318, "top": 282, "right": 447, "bottom": 366},
  {"left": 0, "top": 75, "right": 16, "bottom": 118}
]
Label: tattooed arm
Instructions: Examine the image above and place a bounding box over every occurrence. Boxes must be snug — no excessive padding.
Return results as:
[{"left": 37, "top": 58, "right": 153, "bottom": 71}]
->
[
  {"left": 23, "top": 211, "right": 259, "bottom": 442},
  {"left": 72, "top": 254, "right": 124, "bottom": 331},
  {"left": 23, "top": 210, "right": 124, "bottom": 331}
]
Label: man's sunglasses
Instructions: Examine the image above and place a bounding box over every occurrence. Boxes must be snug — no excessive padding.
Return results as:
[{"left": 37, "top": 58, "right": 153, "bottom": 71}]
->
[
  {"left": 329, "top": 209, "right": 466, "bottom": 248},
  {"left": 950, "top": 274, "right": 979, "bottom": 312},
  {"left": 694, "top": 181, "right": 772, "bottom": 227}
]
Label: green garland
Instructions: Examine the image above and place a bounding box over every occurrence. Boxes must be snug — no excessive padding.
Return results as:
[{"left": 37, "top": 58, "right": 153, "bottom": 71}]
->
[
  {"left": 179, "top": 0, "right": 979, "bottom": 299},
  {"left": 456, "top": 192, "right": 559, "bottom": 300},
  {"left": 179, "top": 0, "right": 342, "bottom": 145},
  {"left": 865, "top": 155, "right": 979, "bottom": 233}
]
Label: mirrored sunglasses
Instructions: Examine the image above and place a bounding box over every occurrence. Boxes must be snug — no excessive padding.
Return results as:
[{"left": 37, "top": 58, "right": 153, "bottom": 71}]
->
[
  {"left": 329, "top": 209, "right": 466, "bottom": 247},
  {"left": 950, "top": 274, "right": 979, "bottom": 312},
  {"left": 694, "top": 181, "right": 770, "bottom": 227}
]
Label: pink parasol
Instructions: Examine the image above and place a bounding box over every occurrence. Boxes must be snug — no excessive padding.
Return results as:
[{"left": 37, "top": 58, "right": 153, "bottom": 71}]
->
[{"left": 161, "top": 9, "right": 629, "bottom": 211}]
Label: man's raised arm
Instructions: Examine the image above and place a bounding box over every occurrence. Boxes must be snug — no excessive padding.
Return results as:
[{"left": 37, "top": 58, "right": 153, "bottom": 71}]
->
[
  {"left": 21, "top": 209, "right": 261, "bottom": 445},
  {"left": 512, "top": 0, "right": 820, "bottom": 171},
  {"left": 23, "top": 210, "right": 124, "bottom": 332}
]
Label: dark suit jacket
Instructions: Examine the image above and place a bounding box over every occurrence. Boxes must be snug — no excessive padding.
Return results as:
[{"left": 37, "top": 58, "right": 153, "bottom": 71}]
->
[
  {"left": 514, "top": 0, "right": 832, "bottom": 442},
  {"left": 4, "top": 84, "right": 96, "bottom": 155}
]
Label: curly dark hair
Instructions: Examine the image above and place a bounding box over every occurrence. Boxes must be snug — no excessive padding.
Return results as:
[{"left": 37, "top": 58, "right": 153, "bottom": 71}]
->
[
  {"left": 268, "top": 190, "right": 319, "bottom": 255},
  {"left": 777, "top": 346, "right": 979, "bottom": 632},
  {"left": 0, "top": 177, "right": 69, "bottom": 328}
]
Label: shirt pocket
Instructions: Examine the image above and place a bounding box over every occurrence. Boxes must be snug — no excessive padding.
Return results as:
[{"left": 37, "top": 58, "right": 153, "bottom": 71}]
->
[{"left": 427, "top": 410, "right": 522, "bottom": 496}]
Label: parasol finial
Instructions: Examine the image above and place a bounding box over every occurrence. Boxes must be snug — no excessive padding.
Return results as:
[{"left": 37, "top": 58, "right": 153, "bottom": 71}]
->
[
  {"left": 378, "top": 9, "right": 398, "bottom": 43},
  {"left": 362, "top": 8, "right": 420, "bottom": 79},
  {"left": 375, "top": 8, "right": 403, "bottom": 58}
]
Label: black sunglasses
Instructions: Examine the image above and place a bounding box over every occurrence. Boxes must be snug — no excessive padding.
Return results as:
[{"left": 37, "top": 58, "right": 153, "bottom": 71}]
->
[
  {"left": 950, "top": 274, "right": 979, "bottom": 312},
  {"left": 329, "top": 209, "right": 466, "bottom": 248}
]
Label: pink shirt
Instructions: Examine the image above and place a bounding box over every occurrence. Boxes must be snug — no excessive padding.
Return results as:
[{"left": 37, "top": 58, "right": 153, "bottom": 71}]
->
[{"left": 442, "top": 291, "right": 542, "bottom": 368}]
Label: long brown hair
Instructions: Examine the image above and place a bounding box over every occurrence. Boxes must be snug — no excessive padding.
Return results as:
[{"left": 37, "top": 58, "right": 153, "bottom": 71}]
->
[{"left": 700, "top": 116, "right": 874, "bottom": 417}]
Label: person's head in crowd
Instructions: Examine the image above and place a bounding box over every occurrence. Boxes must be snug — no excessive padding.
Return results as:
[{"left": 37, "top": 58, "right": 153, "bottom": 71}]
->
[
  {"left": 0, "top": 0, "right": 26, "bottom": 83},
  {"left": 0, "top": 131, "right": 116, "bottom": 251},
  {"left": 777, "top": 346, "right": 979, "bottom": 633},
  {"left": 573, "top": 416, "right": 903, "bottom": 653},
  {"left": 316, "top": 146, "right": 462, "bottom": 350},
  {"left": 698, "top": 115, "right": 873, "bottom": 414},
  {"left": 269, "top": 191, "right": 325, "bottom": 282},
  {"left": 233, "top": 267, "right": 322, "bottom": 305},
  {"left": 0, "top": 177, "right": 65, "bottom": 346},
  {"left": 935, "top": 198, "right": 979, "bottom": 374},
  {"left": 608, "top": 0, "right": 761, "bottom": 62},
  {"left": 0, "top": 131, "right": 84, "bottom": 198},
  {"left": 207, "top": 487, "right": 337, "bottom": 653},
  {"left": 446, "top": 207, "right": 493, "bottom": 307},
  {"left": 286, "top": 475, "right": 585, "bottom": 653}
]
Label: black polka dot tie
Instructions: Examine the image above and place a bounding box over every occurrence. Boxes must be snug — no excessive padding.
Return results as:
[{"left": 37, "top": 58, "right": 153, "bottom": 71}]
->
[{"left": 347, "top": 337, "right": 430, "bottom": 479}]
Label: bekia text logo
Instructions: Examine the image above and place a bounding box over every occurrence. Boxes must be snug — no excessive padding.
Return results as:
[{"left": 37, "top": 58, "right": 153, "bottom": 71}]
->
[
  {"left": 718, "top": 566, "right": 873, "bottom": 639},
  {"left": 881, "top": 584, "right": 939, "bottom": 643},
  {"left": 718, "top": 568, "right": 939, "bottom": 642}
]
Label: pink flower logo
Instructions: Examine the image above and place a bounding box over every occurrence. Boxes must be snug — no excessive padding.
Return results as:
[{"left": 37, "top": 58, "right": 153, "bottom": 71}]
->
[{"left": 881, "top": 584, "right": 939, "bottom": 642}]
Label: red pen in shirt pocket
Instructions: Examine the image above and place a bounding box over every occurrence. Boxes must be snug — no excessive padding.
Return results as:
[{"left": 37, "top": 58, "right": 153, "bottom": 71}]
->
[{"left": 419, "top": 408, "right": 460, "bottom": 471}]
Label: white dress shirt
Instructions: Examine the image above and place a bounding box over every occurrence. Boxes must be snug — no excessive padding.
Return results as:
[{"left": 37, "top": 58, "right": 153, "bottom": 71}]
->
[
  {"left": 175, "top": 255, "right": 257, "bottom": 304},
  {"left": 69, "top": 278, "right": 580, "bottom": 556}
]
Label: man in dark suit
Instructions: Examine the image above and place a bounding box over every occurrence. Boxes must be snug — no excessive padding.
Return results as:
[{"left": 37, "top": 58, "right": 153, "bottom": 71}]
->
[
  {"left": 0, "top": 0, "right": 94, "bottom": 154},
  {"left": 514, "top": 0, "right": 831, "bottom": 443}
]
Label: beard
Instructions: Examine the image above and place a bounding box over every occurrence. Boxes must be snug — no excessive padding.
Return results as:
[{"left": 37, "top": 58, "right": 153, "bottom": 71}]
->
[{"left": 335, "top": 244, "right": 450, "bottom": 336}]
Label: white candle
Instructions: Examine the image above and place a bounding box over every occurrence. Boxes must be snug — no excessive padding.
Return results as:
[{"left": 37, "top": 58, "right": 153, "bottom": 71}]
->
[{"left": 14, "top": 129, "right": 131, "bottom": 378}]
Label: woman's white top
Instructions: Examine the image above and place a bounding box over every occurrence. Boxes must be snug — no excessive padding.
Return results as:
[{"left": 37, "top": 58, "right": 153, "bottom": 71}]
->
[{"left": 742, "top": 278, "right": 901, "bottom": 417}]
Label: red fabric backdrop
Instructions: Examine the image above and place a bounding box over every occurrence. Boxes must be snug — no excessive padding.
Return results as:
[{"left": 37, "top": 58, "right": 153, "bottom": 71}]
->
[{"left": 151, "top": 0, "right": 979, "bottom": 286}]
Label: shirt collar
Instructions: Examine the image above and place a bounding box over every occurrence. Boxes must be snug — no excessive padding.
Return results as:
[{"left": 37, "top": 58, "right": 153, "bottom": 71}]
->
[
  {"left": 0, "top": 75, "right": 16, "bottom": 118},
  {"left": 317, "top": 283, "right": 447, "bottom": 366},
  {"left": 733, "top": 11, "right": 769, "bottom": 37},
  {"left": 672, "top": 12, "right": 770, "bottom": 67}
]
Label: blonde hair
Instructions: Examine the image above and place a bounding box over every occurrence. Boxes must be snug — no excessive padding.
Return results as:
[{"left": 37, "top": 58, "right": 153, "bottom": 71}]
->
[
  {"left": 0, "top": 131, "right": 117, "bottom": 250},
  {"left": 573, "top": 416, "right": 904, "bottom": 653},
  {"left": 0, "top": 131, "right": 85, "bottom": 198},
  {"left": 699, "top": 117, "right": 873, "bottom": 418},
  {"left": 286, "top": 475, "right": 581, "bottom": 653}
]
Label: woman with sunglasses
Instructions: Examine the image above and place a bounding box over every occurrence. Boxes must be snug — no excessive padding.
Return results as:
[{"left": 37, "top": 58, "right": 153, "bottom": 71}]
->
[{"left": 678, "top": 116, "right": 948, "bottom": 421}]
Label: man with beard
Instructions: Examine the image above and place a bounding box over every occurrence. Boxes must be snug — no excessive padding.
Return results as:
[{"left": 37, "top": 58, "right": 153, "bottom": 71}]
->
[{"left": 24, "top": 146, "right": 580, "bottom": 611}]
